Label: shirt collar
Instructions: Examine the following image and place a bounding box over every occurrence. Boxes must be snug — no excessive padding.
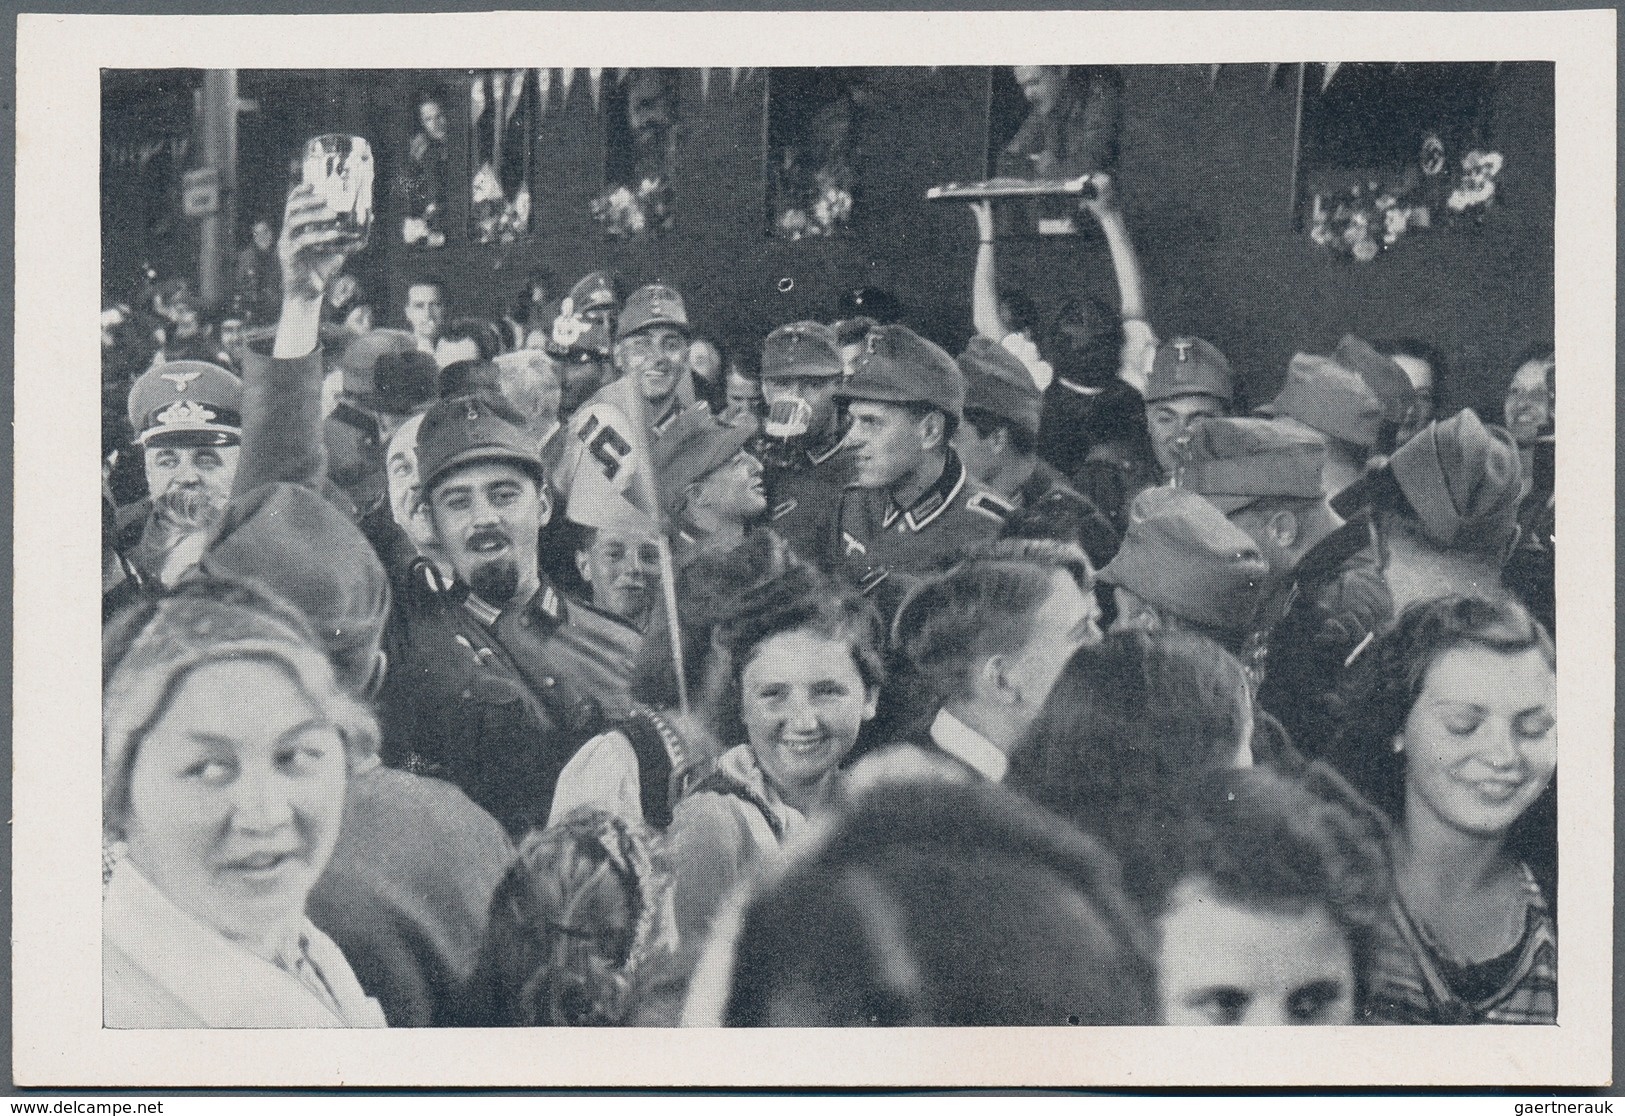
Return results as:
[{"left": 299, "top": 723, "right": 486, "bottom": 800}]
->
[
  {"left": 884, "top": 452, "right": 967, "bottom": 532},
  {"left": 930, "top": 708, "right": 1008, "bottom": 783}
]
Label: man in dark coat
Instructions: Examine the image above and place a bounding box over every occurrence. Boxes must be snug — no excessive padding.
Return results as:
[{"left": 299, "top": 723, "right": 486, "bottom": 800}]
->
[{"left": 1179, "top": 416, "right": 1393, "bottom": 758}]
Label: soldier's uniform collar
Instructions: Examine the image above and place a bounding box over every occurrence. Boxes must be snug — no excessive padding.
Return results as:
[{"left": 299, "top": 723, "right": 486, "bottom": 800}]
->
[
  {"left": 882, "top": 452, "right": 967, "bottom": 533},
  {"left": 462, "top": 580, "right": 566, "bottom": 628},
  {"left": 806, "top": 433, "right": 845, "bottom": 467}
]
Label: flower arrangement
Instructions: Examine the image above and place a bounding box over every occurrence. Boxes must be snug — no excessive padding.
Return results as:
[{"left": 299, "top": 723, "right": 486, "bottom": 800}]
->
[
  {"left": 1446, "top": 150, "right": 1504, "bottom": 219},
  {"left": 1309, "top": 182, "right": 1432, "bottom": 262},
  {"left": 471, "top": 163, "right": 531, "bottom": 245},
  {"left": 1309, "top": 136, "right": 1507, "bottom": 262},
  {"left": 591, "top": 177, "right": 674, "bottom": 239},
  {"left": 774, "top": 169, "right": 854, "bottom": 241}
]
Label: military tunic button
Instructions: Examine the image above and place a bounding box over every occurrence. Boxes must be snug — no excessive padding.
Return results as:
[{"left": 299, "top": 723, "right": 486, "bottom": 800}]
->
[{"left": 542, "top": 676, "right": 556, "bottom": 688}]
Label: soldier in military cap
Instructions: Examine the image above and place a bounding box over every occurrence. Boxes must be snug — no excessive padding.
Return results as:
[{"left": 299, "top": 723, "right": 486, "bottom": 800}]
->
[
  {"left": 1096, "top": 485, "right": 1269, "bottom": 664},
  {"left": 953, "top": 336, "right": 1118, "bottom": 568},
  {"left": 1257, "top": 352, "right": 1385, "bottom": 499},
  {"left": 1339, "top": 408, "right": 1524, "bottom": 615},
  {"left": 822, "top": 323, "right": 1013, "bottom": 616},
  {"left": 654, "top": 406, "right": 768, "bottom": 561},
  {"left": 378, "top": 391, "right": 644, "bottom": 836},
  {"left": 1333, "top": 333, "right": 1418, "bottom": 457},
  {"left": 117, "top": 359, "right": 245, "bottom": 587},
  {"left": 755, "top": 320, "right": 852, "bottom": 563},
  {"left": 1143, "top": 335, "right": 1236, "bottom": 482},
  {"left": 554, "top": 283, "right": 702, "bottom": 517},
  {"left": 544, "top": 270, "right": 620, "bottom": 418},
  {"left": 1179, "top": 416, "right": 1393, "bottom": 756}
]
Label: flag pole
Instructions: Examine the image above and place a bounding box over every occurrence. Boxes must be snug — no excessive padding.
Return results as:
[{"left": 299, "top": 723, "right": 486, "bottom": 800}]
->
[{"left": 622, "top": 357, "right": 691, "bottom": 720}]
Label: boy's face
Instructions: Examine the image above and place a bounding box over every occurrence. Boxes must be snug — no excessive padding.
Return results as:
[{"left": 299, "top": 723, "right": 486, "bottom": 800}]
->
[{"left": 1156, "top": 877, "right": 1355, "bottom": 1026}]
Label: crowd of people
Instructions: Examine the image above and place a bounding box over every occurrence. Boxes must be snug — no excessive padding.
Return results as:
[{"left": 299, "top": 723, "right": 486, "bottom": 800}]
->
[{"left": 99, "top": 152, "right": 1558, "bottom": 1030}]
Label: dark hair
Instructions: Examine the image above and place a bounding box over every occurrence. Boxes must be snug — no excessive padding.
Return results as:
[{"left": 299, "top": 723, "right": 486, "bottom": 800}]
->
[
  {"left": 1374, "top": 338, "right": 1448, "bottom": 387},
  {"left": 406, "top": 275, "right": 446, "bottom": 298},
  {"left": 1040, "top": 295, "right": 1122, "bottom": 388},
  {"left": 891, "top": 541, "right": 1090, "bottom": 707},
  {"left": 963, "top": 406, "right": 1036, "bottom": 457},
  {"left": 1125, "top": 765, "right": 1392, "bottom": 1016},
  {"left": 439, "top": 359, "right": 502, "bottom": 399},
  {"left": 999, "top": 290, "right": 1039, "bottom": 337},
  {"left": 1007, "top": 628, "right": 1254, "bottom": 857},
  {"left": 1327, "top": 593, "right": 1554, "bottom": 822},
  {"left": 836, "top": 287, "right": 899, "bottom": 325},
  {"left": 458, "top": 809, "right": 676, "bottom": 1027},
  {"left": 441, "top": 317, "right": 502, "bottom": 361},
  {"left": 712, "top": 570, "right": 885, "bottom": 751},
  {"left": 722, "top": 780, "right": 1155, "bottom": 1026}
]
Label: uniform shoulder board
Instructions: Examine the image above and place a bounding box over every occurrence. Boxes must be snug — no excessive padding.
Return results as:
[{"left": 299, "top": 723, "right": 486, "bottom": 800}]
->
[
  {"left": 857, "top": 567, "right": 891, "bottom": 595},
  {"left": 967, "top": 490, "right": 1015, "bottom": 521},
  {"left": 770, "top": 498, "right": 799, "bottom": 521}
]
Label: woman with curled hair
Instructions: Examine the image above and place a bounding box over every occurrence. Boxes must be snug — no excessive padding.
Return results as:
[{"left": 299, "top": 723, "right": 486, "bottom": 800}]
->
[
  {"left": 663, "top": 569, "right": 885, "bottom": 983},
  {"left": 1325, "top": 593, "right": 1557, "bottom": 1024},
  {"left": 1005, "top": 627, "right": 1257, "bottom": 860},
  {"left": 102, "top": 580, "right": 386, "bottom": 1027},
  {"left": 457, "top": 808, "right": 679, "bottom": 1027}
]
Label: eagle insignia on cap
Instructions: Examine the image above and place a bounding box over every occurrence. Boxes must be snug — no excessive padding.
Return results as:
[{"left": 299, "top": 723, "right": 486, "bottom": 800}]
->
[
  {"left": 465, "top": 400, "right": 482, "bottom": 423},
  {"left": 1172, "top": 340, "right": 1194, "bottom": 362},
  {"left": 159, "top": 369, "right": 203, "bottom": 392},
  {"left": 155, "top": 400, "right": 216, "bottom": 426}
]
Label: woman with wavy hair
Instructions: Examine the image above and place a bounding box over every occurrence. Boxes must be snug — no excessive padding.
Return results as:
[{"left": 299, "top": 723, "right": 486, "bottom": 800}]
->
[{"left": 1326, "top": 593, "right": 1556, "bottom": 1024}]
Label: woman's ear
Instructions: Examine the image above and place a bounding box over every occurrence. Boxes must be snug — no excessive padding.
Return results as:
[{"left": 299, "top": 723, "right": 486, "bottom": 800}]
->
[
  {"left": 364, "top": 649, "right": 388, "bottom": 701},
  {"left": 574, "top": 550, "right": 592, "bottom": 585},
  {"left": 862, "top": 686, "right": 879, "bottom": 722}
]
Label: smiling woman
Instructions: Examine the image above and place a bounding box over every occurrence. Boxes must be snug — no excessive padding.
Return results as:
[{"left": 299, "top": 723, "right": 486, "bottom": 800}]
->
[
  {"left": 660, "top": 567, "right": 884, "bottom": 994},
  {"left": 1327, "top": 594, "right": 1558, "bottom": 1024},
  {"left": 102, "top": 581, "right": 387, "bottom": 1028}
]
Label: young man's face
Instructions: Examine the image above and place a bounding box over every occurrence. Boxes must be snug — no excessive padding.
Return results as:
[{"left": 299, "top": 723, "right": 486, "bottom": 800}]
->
[
  {"left": 1156, "top": 877, "right": 1355, "bottom": 1026},
  {"left": 576, "top": 529, "right": 660, "bottom": 626},
  {"left": 1146, "top": 393, "right": 1226, "bottom": 477},
  {"left": 843, "top": 400, "right": 931, "bottom": 489},
  {"left": 419, "top": 100, "right": 448, "bottom": 143},
  {"left": 616, "top": 326, "right": 688, "bottom": 409},
  {"left": 952, "top": 420, "right": 1004, "bottom": 486},
  {"left": 1013, "top": 66, "right": 1065, "bottom": 116},
  {"left": 692, "top": 451, "right": 769, "bottom": 524},
  {"left": 405, "top": 284, "right": 446, "bottom": 344}
]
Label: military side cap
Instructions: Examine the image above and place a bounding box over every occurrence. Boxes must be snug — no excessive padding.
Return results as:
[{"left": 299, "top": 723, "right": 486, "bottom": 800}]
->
[
  {"left": 958, "top": 335, "right": 1042, "bottom": 436},
  {"left": 652, "top": 408, "right": 758, "bottom": 518},
  {"left": 1178, "top": 416, "right": 1326, "bottom": 513},
  {"left": 339, "top": 328, "right": 420, "bottom": 399},
  {"left": 1259, "top": 353, "right": 1385, "bottom": 448},
  {"left": 617, "top": 283, "right": 690, "bottom": 340},
  {"left": 1098, "top": 485, "right": 1269, "bottom": 633},
  {"left": 1387, "top": 408, "right": 1522, "bottom": 555},
  {"left": 1145, "top": 336, "right": 1236, "bottom": 405},
  {"left": 127, "top": 360, "right": 243, "bottom": 447},
  {"left": 198, "top": 482, "right": 391, "bottom": 690},
  {"left": 835, "top": 324, "right": 965, "bottom": 423},
  {"left": 1334, "top": 334, "right": 1416, "bottom": 428},
  {"left": 762, "top": 321, "right": 843, "bottom": 381},
  {"left": 417, "top": 392, "right": 547, "bottom": 494}
]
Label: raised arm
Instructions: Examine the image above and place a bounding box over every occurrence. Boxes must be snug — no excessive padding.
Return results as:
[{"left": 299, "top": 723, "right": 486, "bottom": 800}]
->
[
  {"left": 233, "top": 184, "right": 353, "bottom": 496},
  {"left": 1079, "top": 175, "right": 1156, "bottom": 390},
  {"left": 967, "top": 201, "right": 1007, "bottom": 342}
]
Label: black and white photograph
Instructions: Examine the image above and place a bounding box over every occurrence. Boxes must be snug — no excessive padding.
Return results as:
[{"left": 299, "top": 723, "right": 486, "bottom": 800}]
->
[{"left": 12, "top": 7, "right": 1615, "bottom": 1091}]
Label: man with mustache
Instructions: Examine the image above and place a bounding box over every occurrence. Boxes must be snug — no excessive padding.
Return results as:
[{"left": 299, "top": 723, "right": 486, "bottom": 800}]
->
[
  {"left": 114, "top": 360, "right": 245, "bottom": 591},
  {"left": 377, "top": 391, "right": 643, "bottom": 836}
]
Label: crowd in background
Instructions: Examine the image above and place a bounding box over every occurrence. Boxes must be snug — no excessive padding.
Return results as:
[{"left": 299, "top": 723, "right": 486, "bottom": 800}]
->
[{"left": 99, "top": 134, "right": 1558, "bottom": 1030}]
